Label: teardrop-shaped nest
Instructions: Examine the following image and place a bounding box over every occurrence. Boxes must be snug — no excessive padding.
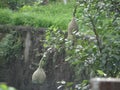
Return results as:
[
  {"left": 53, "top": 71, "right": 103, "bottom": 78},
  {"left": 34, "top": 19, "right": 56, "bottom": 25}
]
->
[{"left": 32, "top": 67, "right": 46, "bottom": 84}]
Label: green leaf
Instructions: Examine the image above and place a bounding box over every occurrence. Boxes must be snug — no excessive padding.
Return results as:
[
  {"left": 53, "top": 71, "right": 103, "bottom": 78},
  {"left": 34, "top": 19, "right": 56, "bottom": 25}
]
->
[
  {"left": 0, "top": 84, "right": 8, "bottom": 90},
  {"left": 97, "top": 70, "right": 107, "bottom": 76},
  {"left": 81, "top": 80, "right": 89, "bottom": 86},
  {"left": 66, "top": 82, "right": 73, "bottom": 87}
]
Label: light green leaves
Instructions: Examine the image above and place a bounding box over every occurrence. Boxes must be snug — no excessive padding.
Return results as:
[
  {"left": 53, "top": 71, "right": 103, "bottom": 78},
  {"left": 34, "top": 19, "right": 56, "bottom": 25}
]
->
[
  {"left": 97, "top": 70, "right": 107, "bottom": 77},
  {"left": 0, "top": 83, "right": 16, "bottom": 90}
]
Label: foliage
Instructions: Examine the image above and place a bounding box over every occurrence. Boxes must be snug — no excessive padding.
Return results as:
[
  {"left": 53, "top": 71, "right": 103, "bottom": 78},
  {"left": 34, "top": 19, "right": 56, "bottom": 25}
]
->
[
  {"left": 0, "top": 83, "right": 16, "bottom": 90},
  {"left": 0, "top": 0, "right": 36, "bottom": 9},
  {"left": 0, "top": 0, "right": 74, "bottom": 9},
  {"left": 0, "top": 0, "right": 8, "bottom": 8},
  {"left": 0, "top": 9, "right": 12, "bottom": 24},
  {"left": 0, "top": 1, "right": 75, "bottom": 29},
  {"left": 42, "top": 0, "right": 120, "bottom": 89},
  {"left": 77, "top": 0, "right": 120, "bottom": 77},
  {"left": 0, "top": 0, "right": 120, "bottom": 90},
  {"left": 0, "top": 31, "right": 22, "bottom": 64},
  {"left": 44, "top": 26, "right": 66, "bottom": 49}
]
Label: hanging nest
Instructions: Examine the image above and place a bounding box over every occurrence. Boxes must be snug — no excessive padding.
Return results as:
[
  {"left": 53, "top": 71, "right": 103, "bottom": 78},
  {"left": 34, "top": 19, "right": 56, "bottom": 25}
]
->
[
  {"left": 32, "top": 67, "right": 46, "bottom": 84},
  {"left": 32, "top": 48, "right": 52, "bottom": 84}
]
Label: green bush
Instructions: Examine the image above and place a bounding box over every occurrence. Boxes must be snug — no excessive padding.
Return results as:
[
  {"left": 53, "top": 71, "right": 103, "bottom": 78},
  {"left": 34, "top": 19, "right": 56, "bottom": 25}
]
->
[
  {"left": 0, "top": 31, "right": 22, "bottom": 64},
  {"left": 42, "top": 0, "right": 120, "bottom": 89},
  {"left": 0, "top": 1, "right": 74, "bottom": 29},
  {"left": 0, "top": 9, "right": 12, "bottom": 24}
]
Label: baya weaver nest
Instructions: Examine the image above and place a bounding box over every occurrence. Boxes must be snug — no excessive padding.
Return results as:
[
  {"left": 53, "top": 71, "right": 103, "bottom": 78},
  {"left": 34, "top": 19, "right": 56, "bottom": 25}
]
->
[{"left": 32, "top": 57, "right": 46, "bottom": 84}]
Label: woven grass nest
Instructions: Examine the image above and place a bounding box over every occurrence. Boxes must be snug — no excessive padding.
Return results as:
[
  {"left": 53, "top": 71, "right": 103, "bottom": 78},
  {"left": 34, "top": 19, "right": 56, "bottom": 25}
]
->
[
  {"left": 32, "top": 57, "right": 46, "bottom": 84},
  {"left": 32, "top": 67, "right": 46, "bottom": 84}
]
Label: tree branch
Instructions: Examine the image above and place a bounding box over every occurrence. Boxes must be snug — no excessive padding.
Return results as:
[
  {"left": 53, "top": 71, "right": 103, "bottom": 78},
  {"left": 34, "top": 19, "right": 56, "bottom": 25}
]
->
[{"left": 89, "top": 16, "right": 102, "bottom": 53}]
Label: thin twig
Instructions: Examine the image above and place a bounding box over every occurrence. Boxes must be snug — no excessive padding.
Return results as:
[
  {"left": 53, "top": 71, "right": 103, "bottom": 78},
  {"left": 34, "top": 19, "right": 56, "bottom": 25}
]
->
[
  {"left": 73, "top": 4, "right": 78, "bottom": 17},
  {"left": 89, "top": 16, "right": 102, "bottom": 53}
]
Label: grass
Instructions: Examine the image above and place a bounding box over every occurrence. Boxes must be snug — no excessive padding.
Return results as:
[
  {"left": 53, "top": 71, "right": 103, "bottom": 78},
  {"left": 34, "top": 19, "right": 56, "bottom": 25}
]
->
[{"left": 0, "top": 1, "right": 76, "bottom": 30}]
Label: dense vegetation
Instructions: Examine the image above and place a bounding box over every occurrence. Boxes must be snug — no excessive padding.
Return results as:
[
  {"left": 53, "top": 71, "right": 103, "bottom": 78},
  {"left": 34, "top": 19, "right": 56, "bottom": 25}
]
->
[
  {"left": 0, "top": 1, "right": 75, "bottom": 29},
  {"left": 0, "top": 0, "right": 120, "bottom": 90}
]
